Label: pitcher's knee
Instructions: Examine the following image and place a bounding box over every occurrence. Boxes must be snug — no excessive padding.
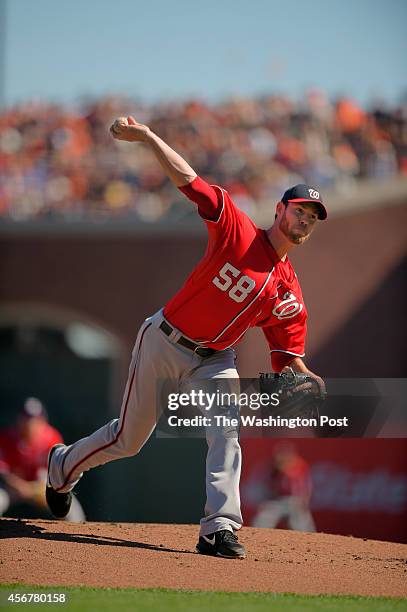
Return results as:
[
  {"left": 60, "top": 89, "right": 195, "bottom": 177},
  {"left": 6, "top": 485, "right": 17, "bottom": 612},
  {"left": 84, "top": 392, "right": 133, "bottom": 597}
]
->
[
  {"left": 207, "top": 431, "right": 241, "bottom": 449},
  {"left": 115, "top": 435, "right": 144, "bottom": 457},
  {"left": 124, "top": 444, "right": 143, "bottom": 457}
]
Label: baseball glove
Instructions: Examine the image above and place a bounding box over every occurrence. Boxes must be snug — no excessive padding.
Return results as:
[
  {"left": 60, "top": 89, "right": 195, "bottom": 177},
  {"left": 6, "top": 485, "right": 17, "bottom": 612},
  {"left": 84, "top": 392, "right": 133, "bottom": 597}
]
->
[{"left": 259, "top": 369, "right": 326, "bottom": 420}]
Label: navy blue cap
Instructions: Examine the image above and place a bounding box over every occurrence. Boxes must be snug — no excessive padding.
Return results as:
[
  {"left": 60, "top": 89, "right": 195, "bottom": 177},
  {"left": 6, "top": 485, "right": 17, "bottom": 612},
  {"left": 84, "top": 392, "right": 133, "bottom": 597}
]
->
[{"left": 281, "top": 184, "right": 327, "bottom": 220}]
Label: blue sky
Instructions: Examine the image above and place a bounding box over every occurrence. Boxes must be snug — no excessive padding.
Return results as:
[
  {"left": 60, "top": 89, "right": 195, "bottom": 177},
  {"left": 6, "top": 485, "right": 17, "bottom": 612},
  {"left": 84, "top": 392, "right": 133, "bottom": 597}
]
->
[{"left": 2, "top": 0, "right": 407, "bottom": 106}]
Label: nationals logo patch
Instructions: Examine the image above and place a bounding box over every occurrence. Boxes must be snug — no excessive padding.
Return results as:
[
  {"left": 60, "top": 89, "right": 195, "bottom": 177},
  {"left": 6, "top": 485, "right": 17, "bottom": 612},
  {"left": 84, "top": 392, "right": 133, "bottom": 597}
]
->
[{"left": 271, "top": 291, "right": 303, "bottom": 320}]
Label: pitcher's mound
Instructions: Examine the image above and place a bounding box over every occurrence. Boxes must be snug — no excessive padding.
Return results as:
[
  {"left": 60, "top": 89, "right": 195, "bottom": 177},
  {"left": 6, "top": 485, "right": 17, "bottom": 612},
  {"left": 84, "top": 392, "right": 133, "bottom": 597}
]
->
[{"left": 1, "top": 518, "right": 406, "bottom": 597}]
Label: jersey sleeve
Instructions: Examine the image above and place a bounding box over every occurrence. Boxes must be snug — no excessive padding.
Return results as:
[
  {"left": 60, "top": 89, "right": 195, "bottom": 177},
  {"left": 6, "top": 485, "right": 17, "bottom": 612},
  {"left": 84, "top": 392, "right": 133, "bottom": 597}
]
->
[
  {"left": 178, "top": 176, "right": 223, "bottom": 221},
  {"left": 179, "top": 175, "right": 255, "bottom": 253},
  {"left": 262, "top": 310, "right": 307, "bottom": 372}
]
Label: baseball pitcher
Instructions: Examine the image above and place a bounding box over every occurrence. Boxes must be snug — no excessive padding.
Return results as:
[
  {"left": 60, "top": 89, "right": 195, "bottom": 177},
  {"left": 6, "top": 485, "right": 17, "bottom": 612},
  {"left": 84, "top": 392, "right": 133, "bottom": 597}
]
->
[{"left": 46, "top": 116, "right": 327, "bottom": 559}]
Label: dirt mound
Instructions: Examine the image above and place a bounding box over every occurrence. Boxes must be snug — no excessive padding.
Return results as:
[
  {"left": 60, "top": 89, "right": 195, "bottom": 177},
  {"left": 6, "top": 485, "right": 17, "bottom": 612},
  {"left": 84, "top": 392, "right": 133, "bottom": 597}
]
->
[{"left": 1, "top": 518, "right": 406, "bottom": 597}]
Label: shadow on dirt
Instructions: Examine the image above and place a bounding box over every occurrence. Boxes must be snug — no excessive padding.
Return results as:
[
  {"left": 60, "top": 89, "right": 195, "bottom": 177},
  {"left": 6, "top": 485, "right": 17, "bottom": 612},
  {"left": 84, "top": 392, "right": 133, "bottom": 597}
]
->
[{"left": 0, "top": 518, "right": 194, "bottom": 555}]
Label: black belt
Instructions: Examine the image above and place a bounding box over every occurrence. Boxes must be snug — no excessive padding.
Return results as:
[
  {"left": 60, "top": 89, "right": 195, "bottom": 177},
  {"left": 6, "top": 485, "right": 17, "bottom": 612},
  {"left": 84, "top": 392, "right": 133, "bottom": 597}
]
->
[{"left": 159, "top": 321, "right": 217, "bottom": 358}]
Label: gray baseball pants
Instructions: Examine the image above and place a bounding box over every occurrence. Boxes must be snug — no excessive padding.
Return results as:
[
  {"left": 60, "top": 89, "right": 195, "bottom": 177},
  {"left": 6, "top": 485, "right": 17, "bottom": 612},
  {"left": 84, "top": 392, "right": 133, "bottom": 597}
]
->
[{"left": 48, "top": 309, "right": 242, "bottom": 535}]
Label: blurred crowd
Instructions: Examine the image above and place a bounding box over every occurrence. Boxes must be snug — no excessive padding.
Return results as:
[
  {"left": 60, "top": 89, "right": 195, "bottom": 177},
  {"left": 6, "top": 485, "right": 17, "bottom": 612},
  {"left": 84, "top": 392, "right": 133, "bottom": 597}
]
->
[{"left": 0, "top": 91, "right": 406, "bottom": 222}]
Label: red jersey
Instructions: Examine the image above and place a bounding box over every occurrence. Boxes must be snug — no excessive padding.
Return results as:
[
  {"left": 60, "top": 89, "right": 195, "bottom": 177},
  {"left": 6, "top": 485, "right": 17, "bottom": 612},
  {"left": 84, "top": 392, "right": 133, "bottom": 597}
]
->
[
  {"left": 0, "top": 423, "right": 63, "bottom": 481},
  {"left": 164, "top": 177, "right": 307, "bottom": 371},
  {"left": 269, "top": 456, "right": 312, "bottom": 499}
]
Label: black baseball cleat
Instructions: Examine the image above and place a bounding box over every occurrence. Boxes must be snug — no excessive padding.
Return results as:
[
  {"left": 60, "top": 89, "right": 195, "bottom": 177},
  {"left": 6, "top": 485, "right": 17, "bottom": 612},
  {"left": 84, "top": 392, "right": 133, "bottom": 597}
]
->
[
  {"left": 196, "top": 529, "right": 246, "bottom": 559},
  {"left": 46, "top": 444, "right": 72, "bottom": 519}
]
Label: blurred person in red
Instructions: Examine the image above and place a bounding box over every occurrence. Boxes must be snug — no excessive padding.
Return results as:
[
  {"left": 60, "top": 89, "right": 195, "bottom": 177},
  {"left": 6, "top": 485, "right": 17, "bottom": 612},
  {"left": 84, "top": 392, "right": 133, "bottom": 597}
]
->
[
  {"left": 252, "top": 442, "right": 315, "bottom": 532},
  {"left": 0, "top": 398, "right": 85, "bottom": 522}
]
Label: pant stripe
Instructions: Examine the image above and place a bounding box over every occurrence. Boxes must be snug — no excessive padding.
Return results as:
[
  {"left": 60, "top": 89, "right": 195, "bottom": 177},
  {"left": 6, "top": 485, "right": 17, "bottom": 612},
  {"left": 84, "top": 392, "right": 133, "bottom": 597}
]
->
[{"left": 55, "top": 322, "right": 152, "bottom": 492}]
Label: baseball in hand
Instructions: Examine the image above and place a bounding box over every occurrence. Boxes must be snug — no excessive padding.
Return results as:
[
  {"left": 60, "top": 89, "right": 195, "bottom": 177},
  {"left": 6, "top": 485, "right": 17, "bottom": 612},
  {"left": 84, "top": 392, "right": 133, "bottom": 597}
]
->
[
  {"left": 110, "top": 115, "right": 146, "bottom": 141},
  {"left": 114, "top": 117, "right": 128, "bottom": 130}
]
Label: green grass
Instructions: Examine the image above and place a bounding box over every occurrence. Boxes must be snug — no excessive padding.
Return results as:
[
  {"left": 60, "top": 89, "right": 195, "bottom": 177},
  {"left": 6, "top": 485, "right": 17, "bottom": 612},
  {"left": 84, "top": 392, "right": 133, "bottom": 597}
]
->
[{"left": 0, "top": 585, "right": 406, "bottom": 611}]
